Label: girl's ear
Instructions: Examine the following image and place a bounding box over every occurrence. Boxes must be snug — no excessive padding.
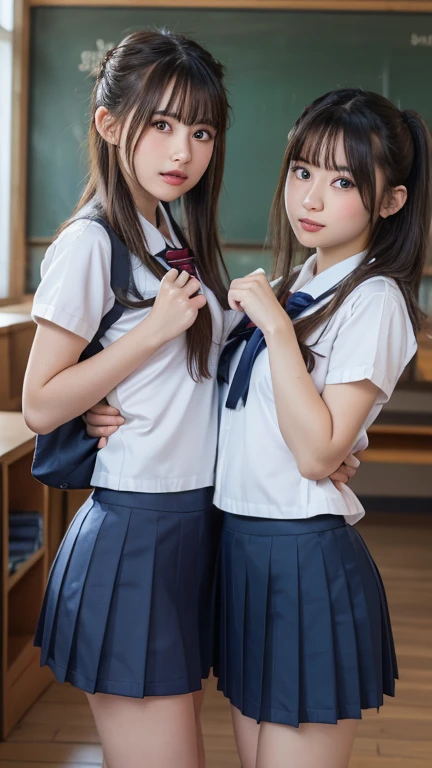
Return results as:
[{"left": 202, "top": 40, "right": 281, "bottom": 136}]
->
[
  {"left": 95, "top": 106, "right": 120, "bottom": 146},
  {"left": 379, "top": 185, "right": 408, "bottom": 219}
]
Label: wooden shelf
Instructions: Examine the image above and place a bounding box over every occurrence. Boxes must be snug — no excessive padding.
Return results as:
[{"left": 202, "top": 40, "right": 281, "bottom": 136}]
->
[
  {"left": 359, "top": 447, "right": 432, "bottom": 464},
  {"left": 7, "top": 634, "right": 35, "bottom": 672},
  {"left": 4, "top": 631, "right": 52, "bottom": 739},
  {"left": 359, "top": 433, "right": 432, "bottom": 464},
  {"left": 0, "top": 411, "right": 52, "bottom": 739},
  {"left": 0, "top": 313, "right": 32, "bottom": 328},
  {"left": 0, "top": 412, "right": 35, "bottom": 461},
  {"left": 8, "top": 547, "right": 45, "bottom": 592},
  {"left": 0, "top": 301, "right": 32, "bottom": 315},
  {"left": 369, "top": 424, "right": 432, "bottom": 436},
  {"left": 0, "top": 318, "right": 35, "bottom": 411}
]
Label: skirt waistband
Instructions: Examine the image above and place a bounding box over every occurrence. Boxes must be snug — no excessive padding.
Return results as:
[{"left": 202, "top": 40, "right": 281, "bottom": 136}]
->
[
  {"left": 223, "top": 512, "right": 346, "bottom": 536},
  {"left": 93, "top": 486, "right": 214, "bottom": 513}
]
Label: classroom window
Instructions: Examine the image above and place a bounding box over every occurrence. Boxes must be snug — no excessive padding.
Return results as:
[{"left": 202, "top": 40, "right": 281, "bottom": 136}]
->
[{"left": 0, "top": 0, "right": 13, "bottom": 298}]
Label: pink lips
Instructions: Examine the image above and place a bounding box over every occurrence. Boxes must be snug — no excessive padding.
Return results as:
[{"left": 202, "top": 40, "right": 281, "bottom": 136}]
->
[
  {"left": 161, "top": 171, "right": 188, "bottom": 187},
  {"left": 299, "top": 218, "right": 325, "bottom": 233}
]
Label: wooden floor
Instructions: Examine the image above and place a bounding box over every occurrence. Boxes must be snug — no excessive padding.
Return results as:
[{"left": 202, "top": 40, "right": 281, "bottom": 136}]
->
[{"left": 1, "top": 511, "right": 431, "bottom": 767}]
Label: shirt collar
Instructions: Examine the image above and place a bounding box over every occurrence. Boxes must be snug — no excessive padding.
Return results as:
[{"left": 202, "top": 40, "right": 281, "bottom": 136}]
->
[
  {"left": 291, "top": 250, "right": 367, "bottom": 298},
  {"left": 137, "top": 203, "right": 181, "bottom": 256}
]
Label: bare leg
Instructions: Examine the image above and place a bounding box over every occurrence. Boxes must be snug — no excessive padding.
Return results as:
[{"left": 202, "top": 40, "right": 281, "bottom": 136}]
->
[
  {"left": 231, "top": 705, "right": 260, "bottom": 768},
  {"left": 86, "top": 692, "right": 199, "bottom": 768},
  {"left": 193, "top": 680, "right": 207, "bottom": 768},
  {"left": 256, "top": 719, "right": 358, "bottom": 768}
]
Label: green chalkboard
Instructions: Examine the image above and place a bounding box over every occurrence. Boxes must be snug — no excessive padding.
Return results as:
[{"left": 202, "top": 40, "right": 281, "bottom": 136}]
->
[{"left": 27, "top": 7, "right": 432, "bottom": 246}]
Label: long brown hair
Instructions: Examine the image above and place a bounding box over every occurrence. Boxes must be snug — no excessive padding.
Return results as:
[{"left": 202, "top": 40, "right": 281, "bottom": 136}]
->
[
  {"left": 270, "top": 88, "right": 432, "bottom": 371},
  {"left": 60, "top": 28, "right": 230, "bottom": 380}
]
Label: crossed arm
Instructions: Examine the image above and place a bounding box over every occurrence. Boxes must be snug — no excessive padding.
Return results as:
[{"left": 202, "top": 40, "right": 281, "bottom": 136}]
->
[{"left": 227, "top": 272, "right": 379, "bottom": 481}]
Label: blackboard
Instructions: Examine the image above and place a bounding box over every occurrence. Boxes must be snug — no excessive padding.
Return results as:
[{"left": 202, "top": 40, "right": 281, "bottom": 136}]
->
[{"left": 27, "top": 6, "right": 432, "bottom": 246}]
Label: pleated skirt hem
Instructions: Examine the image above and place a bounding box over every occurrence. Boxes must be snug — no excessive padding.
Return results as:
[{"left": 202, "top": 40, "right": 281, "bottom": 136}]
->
[
  {"left": 221, "top": 691, "right": 385, "bottom": 728},
  {"left": 215, "top": 512, "right": 397, "bottom": 726},
  {"left": 41, "top": 656, "right": 206, "bottom": 698},
  {"left": 35, "top": 487, "right": 221, "bottom": 699}
]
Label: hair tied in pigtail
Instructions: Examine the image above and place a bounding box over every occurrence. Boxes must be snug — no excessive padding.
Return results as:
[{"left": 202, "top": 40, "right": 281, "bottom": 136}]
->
[
  {"left": 401, "top": 109, "right": 421, "bottom": 144},
  {"left": 98, "top": 47, "right": 116, "bottom": 81},
  {"left": 103, "top": 48, "right": 115, "bottom": 66},
  {"left": 401, "top": 110, "right": 413, "bottom": 129}
]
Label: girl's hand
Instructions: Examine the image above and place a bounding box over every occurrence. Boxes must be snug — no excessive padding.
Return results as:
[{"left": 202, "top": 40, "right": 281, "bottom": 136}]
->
[
  {"left": 84, "top": 400, "right": 124, "bottom": 449},
  {"left": 228, "top": 272, "right": 288, "bottom": 336},
  {"left": 329, "top": 453, "right": 360, "bottom": 492},
  {"left": 146, "top": 269, "right": 207, "bottom": 345}
]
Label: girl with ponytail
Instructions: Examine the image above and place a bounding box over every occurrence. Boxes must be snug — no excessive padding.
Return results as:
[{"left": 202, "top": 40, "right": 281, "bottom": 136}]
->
[{"left": 212, "top": 89, "right": 431, "bottom": 768}]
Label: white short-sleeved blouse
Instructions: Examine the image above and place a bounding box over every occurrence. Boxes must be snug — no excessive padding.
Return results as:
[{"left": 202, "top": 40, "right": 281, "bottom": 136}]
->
[
  {"left": 214, "top": 251, "right": 417, "bottom": 524},
  {"left": 32, "top": 203, "right": 239, "bottom": 493}
]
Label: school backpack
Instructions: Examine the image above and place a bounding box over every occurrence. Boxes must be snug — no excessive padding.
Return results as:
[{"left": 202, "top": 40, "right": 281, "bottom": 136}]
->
[{"left": 31, "top": 216, "right": 131, "bottom": 489}]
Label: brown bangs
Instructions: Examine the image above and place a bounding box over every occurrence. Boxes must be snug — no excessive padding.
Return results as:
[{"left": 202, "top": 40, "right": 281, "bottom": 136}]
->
[
  {"left": 160, "top": 65, "right": 228, "bottom": 130},
  {"left": 123, "top": 59, "right": 229, "bottom": 174},
  {"left": 288, "top": 107, "right": 385, "bottom": 216}
]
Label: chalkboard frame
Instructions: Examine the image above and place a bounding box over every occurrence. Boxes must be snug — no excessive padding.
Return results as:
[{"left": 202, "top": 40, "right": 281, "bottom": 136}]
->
[{"left": 8, "top": 0, "right": 432, "bottom": 305}]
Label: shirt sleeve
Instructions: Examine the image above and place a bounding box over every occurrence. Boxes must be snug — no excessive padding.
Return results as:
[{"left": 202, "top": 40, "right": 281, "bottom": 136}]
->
[
  {"left": 32, "top": 220, "right": 115, "bottom": 343},
  {"left": 325, "top": 287, "right": 417, "bottom": 401}
]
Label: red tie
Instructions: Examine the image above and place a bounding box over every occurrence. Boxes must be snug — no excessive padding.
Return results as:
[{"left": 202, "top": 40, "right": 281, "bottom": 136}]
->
[{"left": 164, "top": 248, "right": 198, "bottom": 278}]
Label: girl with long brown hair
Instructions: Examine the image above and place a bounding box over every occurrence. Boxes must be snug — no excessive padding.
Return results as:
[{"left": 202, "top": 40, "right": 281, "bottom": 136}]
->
[
  {"left": 214, "top": 88, "right": 431, "bottom": 768},
  {"left": 23, "top": 28, "right": 234, "bottom": 768}
]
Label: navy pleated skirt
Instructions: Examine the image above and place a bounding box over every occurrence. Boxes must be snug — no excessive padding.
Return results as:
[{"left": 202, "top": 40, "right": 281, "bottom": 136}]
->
[
  {"left": 35, "top": 487, "right": 222, "bottom": 697},
  {"left": 215, "top": 513, "right": 397, "bottom": 727}
]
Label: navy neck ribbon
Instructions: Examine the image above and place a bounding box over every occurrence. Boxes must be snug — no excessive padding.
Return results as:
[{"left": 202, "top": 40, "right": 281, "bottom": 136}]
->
[{"left": 219, "top": 283, "right": 341, "bottom": 410}]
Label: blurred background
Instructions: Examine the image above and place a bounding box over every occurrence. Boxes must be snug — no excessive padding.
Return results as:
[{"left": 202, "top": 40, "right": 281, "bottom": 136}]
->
[{"left": 0, "top": 2, "right": 430, "bottom": 767}]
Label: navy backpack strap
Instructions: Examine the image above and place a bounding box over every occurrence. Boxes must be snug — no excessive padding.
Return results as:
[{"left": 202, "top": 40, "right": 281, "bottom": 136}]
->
[
  {"left": 79, "top": 216, "right": 131, "bottom": 357},
  {"left": 32, "top": 215, "right": 132, "bottom": 490}
]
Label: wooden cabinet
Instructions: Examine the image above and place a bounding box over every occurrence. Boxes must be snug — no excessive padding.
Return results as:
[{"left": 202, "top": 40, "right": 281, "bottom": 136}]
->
[
  {"left": 0, "top": 412, "right": 52, "bottom": 739},
  {"left": 0, "top": 314, "right": 35, "bottom": 411}
]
